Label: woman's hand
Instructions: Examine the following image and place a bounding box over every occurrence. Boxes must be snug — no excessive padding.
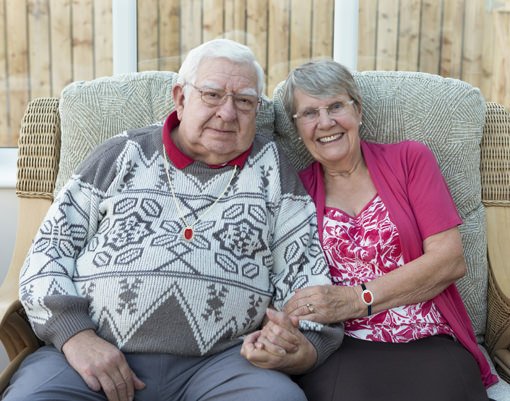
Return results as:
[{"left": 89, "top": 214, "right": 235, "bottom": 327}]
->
[
  {"left": 62, "top": 329, "right": 145, "bottom": 401},
  {"left": 285, "top": 228, "right": 467, "bottom": 324},
  {"left": 241, "top": 309, "right": 317, "bottom": 374},
  {"left": 284, "top": 284, "right": 361, "bottom": 324}
]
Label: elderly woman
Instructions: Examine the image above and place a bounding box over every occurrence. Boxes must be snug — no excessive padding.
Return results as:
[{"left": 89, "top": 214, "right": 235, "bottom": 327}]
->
[{"left": 271, "top": 59, "right": 497, "bottom": 401}]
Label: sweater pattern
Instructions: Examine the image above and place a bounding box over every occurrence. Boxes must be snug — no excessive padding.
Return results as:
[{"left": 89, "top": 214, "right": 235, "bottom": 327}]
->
[{"left": 20, "top": 126, "right": 335, "bottom": 358}]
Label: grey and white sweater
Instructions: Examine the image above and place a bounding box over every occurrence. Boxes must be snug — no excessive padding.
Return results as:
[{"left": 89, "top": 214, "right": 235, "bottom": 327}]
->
[{"left": 19, "top": 124, "right": 342, "bottom": 366}]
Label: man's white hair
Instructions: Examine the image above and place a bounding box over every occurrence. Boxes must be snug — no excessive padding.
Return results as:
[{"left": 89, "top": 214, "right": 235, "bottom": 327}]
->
[{"left": 178, "top": 39, "right": 265, "bottom": 96}]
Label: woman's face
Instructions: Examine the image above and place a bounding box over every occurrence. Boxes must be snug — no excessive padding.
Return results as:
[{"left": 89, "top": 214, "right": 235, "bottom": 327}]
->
[{"left": 293, "top": 88, "right": 362, "bottom": 170}]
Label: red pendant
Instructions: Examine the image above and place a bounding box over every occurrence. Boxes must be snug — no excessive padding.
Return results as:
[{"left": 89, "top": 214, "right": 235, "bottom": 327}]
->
[{"left": 183, "top": 227, "right": 194, "bottom": 241}]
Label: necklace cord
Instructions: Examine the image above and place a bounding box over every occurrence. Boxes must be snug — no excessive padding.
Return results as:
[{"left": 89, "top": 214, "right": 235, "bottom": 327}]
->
[{"left": 163, "top": 150, "right": 237, "bottom": 230}]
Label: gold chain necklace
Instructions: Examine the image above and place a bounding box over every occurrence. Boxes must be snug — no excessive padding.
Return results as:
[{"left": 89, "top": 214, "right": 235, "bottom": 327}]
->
[{"left": 163, "top": 150, "right": 237, "bottom": 241}]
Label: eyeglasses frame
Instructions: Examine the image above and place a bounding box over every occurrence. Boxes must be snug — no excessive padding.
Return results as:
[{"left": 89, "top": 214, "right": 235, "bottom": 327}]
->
[
  {"left": 293, "top": 99, "right": 355, "bottom": 124},
  {"left": 186, "top": 82, "right": 261, "bottom": 113}
]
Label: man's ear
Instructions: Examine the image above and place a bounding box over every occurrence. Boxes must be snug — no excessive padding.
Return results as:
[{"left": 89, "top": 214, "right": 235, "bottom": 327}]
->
[{"left": 173, "top": 84, "right": 185, "bottom": 119}]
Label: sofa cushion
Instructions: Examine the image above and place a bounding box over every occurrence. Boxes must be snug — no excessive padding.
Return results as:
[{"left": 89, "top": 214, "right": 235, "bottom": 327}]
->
[
  {"left": 55, "top": 71, "right": 274, "bottom": 195},
  {"left": 273, "top": 70, "right": 488, "bottom": 340}
]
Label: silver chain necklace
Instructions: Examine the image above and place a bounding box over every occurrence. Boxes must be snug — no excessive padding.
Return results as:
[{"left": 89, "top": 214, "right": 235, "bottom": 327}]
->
[{"left": 163, "top": 150, "right": 237, "bottom": 241}]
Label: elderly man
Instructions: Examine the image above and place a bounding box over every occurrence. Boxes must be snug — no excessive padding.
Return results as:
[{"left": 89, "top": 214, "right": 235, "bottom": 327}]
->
[{"left": 5, "top": 39, "right": 342, "bottom": 401}]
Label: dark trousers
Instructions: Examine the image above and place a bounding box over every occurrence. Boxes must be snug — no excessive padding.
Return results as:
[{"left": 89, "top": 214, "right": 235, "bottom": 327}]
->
[{"left": 295, "top": 335, "right": 489, "bottom": 401}]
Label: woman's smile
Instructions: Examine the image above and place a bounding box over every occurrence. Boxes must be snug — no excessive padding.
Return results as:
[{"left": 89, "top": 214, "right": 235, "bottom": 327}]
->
[{"left": 317, "top": 133, "right": 345, "bottom": 144}]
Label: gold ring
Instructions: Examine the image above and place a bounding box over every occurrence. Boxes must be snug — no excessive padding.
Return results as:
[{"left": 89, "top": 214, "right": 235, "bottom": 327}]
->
[{"left": 306, "top": 303, "right": 314, "bottom": 313}]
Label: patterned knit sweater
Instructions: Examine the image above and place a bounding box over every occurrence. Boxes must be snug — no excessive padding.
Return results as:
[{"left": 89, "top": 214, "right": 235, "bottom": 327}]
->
[{"left": 19, "top": 124, "right": 342, "bottom": 366}]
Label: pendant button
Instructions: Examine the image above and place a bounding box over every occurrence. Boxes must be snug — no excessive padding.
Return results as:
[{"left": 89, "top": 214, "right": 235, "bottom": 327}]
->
[{"left": 183, "top": 227, "right": 194, "bottom": 241}]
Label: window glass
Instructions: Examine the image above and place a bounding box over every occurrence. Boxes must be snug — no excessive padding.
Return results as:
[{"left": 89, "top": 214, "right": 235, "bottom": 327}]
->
[
  {"left": 0, "top": 0, "right": 113, "bottom": 148},
  {"left": 355, "top": 0, "right": 509, "bottom": 108},
  {"left": 2, "top": 1, "right": 509, "bottom": 148},
  {"left": 136, "top": 0, "right": 334, "bottom": 97}
]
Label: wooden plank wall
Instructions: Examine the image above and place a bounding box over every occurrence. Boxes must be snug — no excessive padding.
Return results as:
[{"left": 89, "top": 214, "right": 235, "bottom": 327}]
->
[
  {"left": 1, "top": 0, "right": 509, "bottom": 147},
  {"left": 358, "top": 0, "right": 510, "bottom": 108},
  {"left": 0, "top": 0, "right": 113, "bottom": 147},
  {"left": 136, "top": 0, "right": 335, "bottom": 96}
]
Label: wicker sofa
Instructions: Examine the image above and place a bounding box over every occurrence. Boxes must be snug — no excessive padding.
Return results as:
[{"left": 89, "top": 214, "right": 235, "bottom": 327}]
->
[{"left": 1, "top": 70, "right": 510, "bottom": 398}]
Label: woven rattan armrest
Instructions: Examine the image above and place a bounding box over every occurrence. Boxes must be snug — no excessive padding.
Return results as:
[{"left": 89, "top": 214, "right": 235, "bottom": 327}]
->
[
  {"left": 0, "top": 97, "right": 60, "bottom": 391},
  {"left": 481, "top": 102, "right": 510, "bottom": 383}
]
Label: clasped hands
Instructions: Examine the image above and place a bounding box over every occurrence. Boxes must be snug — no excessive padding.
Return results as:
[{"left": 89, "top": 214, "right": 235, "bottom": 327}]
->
[
  {"left": 241, "top": 284, "right": 359, "bottom": 373},
  {"left": 240, "top": 308, "right": 317, "bottom": 374}
]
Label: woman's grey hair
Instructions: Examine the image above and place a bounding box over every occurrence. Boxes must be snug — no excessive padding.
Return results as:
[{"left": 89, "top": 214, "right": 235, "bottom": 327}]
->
[
  {"left": 281, "top": 59, "right": 362, "bottom": 123},
  {"left": 178, "top": 38, "right": 265, "bottom": 96}
]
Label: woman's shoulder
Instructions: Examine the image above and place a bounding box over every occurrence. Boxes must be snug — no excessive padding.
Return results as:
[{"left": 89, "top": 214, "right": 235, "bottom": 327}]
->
[
  {"left": 298, "top": 160, "right": 319, "bottom": 179},
  {"left": 363, "top": 139, "right": 429, "bottom": 151},
  {"left": 362, "top": 139, "right": 434, "bottom": 162}
]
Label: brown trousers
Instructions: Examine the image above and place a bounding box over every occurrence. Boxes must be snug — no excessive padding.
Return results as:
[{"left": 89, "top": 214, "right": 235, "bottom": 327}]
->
[{"left": 295, "top": 335, "right": 489, "bottom": 401}]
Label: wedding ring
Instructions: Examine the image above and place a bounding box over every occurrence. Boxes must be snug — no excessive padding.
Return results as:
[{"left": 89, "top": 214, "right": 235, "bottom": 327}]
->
[{"left": 306, "top": 303, "right": 314, "bottom": 313}]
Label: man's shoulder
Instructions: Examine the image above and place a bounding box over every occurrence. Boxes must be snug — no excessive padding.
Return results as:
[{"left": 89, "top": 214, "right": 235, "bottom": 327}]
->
[
  {"left": 251, "top": 133, "right": 292, "bottom": 162},
  {"left": 76, "top": 124, "right": 162, "bottom": 175},
  {"left": 252, "top": 131, "right": 273, "bottom": 148},
  {"left": 249, "top": 133, "right": 310, "bottom": 197}
]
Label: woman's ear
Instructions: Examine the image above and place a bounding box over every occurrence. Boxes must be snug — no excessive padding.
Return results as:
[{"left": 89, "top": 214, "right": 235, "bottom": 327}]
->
[
  {"left": 354, "top": 101, "right": 363, "bottom": 124},
  {"left": 354, "top": 100, "right": 362, "bottom": 115}
]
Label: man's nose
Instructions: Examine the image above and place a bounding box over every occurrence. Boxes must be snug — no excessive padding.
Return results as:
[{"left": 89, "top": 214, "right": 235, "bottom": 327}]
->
[{"left": 216, "top": 95, "right": 237, "bottom": 120}]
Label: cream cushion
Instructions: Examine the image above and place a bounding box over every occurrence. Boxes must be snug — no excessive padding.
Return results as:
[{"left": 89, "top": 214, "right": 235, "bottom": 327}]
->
[{"left": 56, "top": 71, "right": 177, "bottom": 194}]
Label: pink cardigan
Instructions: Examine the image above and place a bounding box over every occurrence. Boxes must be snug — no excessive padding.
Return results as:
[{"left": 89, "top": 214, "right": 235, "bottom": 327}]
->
[{"left": 299, "top": 140, "right": 498, "bottom": 388}]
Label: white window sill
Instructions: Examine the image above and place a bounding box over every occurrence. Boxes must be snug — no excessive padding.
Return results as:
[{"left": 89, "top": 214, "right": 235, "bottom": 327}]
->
[{"left": 0, "top": 148, "right": 18, "bottom": 189}]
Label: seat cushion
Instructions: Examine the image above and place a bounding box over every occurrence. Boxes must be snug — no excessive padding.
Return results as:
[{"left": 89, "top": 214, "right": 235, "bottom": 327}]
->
[
  {"left": 55, "top": 71, "right": 274, "bottom": 195},
  {"left": 273, "top": 70, "right": 488, "bottom": 340}
]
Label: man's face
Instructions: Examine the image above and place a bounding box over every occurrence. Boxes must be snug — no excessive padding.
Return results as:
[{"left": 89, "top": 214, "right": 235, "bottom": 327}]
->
[{"left": 173, "top": 58, "right": 259, "bottom": 165}]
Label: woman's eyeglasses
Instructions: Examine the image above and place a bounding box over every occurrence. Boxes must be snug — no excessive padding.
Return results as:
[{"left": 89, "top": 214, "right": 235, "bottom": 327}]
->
[{"left": 293, "top": 100, "right": 354, "bottom": 124}]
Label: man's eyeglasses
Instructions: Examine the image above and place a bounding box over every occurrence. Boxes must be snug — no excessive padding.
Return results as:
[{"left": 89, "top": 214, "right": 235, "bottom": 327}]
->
[
  {"left": 187, "top": 83, "right": 260, "bottom": 112},
  {"left": 293, "top": 100, "right": 354, "bottom": 124}
]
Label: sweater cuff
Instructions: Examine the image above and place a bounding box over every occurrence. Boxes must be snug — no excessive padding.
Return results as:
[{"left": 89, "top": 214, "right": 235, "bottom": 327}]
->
[
  {"left": 302, "top": 322, "right": 344, "bottom": 370},
  {"left": 34, "top": 296, "right": 97, "bottom": 351}
]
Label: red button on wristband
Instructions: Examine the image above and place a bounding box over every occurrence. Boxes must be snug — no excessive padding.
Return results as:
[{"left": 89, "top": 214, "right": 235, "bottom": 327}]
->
[{"left": 360, "top": 283, "right": 373, "bottom": 316}]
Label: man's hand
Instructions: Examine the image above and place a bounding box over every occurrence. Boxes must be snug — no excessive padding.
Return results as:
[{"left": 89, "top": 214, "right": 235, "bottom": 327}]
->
[
  {"left": 241, "top": 309, "right": 317, "bottom": 374},
  {"left": 62, "top": 330, "right": 145, "bottom": 401}
]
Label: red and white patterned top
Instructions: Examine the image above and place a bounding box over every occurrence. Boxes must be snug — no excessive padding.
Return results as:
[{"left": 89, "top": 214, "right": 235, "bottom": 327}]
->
[{"left": 323, "top": 195, "right": 454, "bottom": 342}]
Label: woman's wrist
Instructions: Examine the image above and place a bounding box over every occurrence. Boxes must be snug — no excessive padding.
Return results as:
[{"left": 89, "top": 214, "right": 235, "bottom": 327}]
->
[{"left": 360, "top": 283, "right": 374, "bottom": 316}]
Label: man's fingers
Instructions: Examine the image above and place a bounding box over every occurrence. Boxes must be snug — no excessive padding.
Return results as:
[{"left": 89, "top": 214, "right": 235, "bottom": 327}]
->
[
  {"left": 98, "top": 375, "right": 121, "bottom": 401},
  {"left": 117, "top": 366, "right": 136, "bottom": 399},
  {"left": 82, "top": 373, "right": 102, "bottom": 392},
  {"left": 256, "top": 335, "right": 287, "bottom": 356},
  {"left": 132, "top": 372, "right": 146, "bottom": 391},
  {"left": 95, "top": 369, "right": 134, "bottom": 401}
]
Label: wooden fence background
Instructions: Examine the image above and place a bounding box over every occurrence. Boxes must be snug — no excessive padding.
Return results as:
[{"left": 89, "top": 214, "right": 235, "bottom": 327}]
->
[{"left": 1, "top": 0, "right": 509, "bottom": 147}]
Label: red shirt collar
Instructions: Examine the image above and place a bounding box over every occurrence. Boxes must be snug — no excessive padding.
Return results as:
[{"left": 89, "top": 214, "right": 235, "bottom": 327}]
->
[{"left": 162, "top": 111, "right": 251, "bottom": 170}]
